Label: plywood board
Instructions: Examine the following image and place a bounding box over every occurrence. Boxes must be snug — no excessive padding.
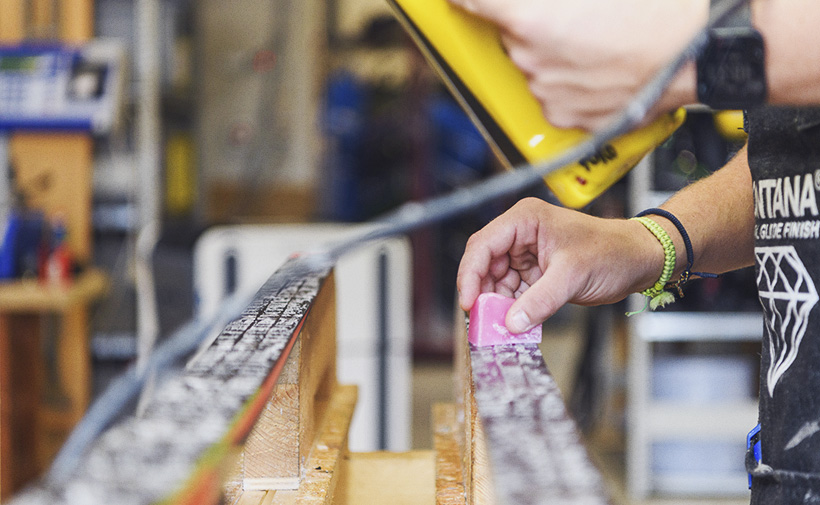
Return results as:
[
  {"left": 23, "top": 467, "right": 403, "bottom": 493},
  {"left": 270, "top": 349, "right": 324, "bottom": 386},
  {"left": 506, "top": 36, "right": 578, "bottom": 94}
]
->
[
  {"left": 432, "top": 403, "right": 465, "bottom": 505},
  {"left": 340, "top": 450, "right": 435, "bottom": 505}
]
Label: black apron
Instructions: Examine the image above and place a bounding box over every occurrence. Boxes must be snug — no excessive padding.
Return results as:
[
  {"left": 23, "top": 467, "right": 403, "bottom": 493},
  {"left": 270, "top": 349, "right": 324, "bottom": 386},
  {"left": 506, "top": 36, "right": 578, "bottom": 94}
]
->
[{"left": 748, "top": 106, "right": 820, "bottom": 503}]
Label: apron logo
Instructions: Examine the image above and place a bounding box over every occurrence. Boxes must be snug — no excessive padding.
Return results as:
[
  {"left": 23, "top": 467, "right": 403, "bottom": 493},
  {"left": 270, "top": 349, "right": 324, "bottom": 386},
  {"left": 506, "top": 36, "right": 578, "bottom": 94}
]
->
[
  {"left": 754, "top": 174, "right": 820, "bottom": 220},
  {"left": 756, "top": 246, "right": 819, "bottom": 396}
]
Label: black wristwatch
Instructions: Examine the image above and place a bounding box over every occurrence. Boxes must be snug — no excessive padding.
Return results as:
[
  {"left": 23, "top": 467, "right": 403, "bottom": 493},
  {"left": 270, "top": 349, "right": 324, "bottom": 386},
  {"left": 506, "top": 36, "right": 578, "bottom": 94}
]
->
[{"left": 696, "top": 0, "right": 767, "bottom": 109}]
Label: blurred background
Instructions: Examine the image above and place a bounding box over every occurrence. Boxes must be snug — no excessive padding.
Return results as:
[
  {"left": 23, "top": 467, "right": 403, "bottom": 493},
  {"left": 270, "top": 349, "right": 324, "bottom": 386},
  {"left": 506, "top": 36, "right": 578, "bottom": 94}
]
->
[{"left": 0, "top": 1, "right": 760, "bottom": 503}]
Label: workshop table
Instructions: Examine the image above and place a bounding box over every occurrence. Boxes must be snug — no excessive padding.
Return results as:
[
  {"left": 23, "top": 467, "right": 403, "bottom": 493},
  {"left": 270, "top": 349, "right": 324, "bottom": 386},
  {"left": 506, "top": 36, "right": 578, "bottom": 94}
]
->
[{"left": 0, "top": 268, "right": 108, "bottom": 499}]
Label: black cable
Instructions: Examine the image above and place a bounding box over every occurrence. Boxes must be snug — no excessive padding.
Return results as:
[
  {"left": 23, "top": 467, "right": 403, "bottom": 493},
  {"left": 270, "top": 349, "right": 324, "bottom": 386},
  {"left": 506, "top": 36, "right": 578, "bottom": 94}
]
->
[
  {"left": 44, "top": 0, "right": 751, "bottom": 487},
  {"left": 46, "top": 291, "right": 256, "bottom": 483}
]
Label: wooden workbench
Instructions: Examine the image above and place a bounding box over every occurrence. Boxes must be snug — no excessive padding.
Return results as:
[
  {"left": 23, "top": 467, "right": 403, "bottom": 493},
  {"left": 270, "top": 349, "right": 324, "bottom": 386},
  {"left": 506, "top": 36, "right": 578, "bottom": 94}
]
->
[{"left": 0, "top": 269, "right": 108, "bottom": 499}]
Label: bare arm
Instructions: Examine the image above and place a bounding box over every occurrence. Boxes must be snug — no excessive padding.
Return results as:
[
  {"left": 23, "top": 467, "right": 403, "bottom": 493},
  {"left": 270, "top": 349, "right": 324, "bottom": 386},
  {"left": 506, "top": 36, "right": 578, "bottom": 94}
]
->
[
  {"left": 457, "top": 144, "right": 756, "bottom": 333},
  {"left": 655, "top": 144, "right": 756, "bottom": 279},
  {"left": 754, "top": 0, "right": 820, "bottom": 106},
  {"left": 449, "top": 0, "right": 820, "bottom": 130}
]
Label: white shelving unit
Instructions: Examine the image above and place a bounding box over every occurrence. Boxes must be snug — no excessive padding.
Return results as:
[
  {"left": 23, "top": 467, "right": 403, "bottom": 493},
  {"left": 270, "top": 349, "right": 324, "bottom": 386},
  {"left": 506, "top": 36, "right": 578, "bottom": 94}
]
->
[{"left": 626, "top": 155, "right": 762, "bottom": 498}]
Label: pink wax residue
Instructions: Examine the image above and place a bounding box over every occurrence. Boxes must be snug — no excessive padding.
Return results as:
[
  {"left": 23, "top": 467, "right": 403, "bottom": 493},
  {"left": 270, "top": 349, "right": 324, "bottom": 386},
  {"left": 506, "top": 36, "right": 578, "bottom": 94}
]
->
[{"left": 468, "top": 293, "right": 542, "bottom": 347}]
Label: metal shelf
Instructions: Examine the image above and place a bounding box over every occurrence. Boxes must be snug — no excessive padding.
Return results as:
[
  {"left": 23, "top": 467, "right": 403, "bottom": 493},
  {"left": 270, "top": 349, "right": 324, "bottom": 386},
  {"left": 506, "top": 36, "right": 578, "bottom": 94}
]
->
[
  {"left": 627, "top": 155, "right": 761, "bottom": 499},
  {"left": 645, "top": 401, "right": 758, "bottom": 439},
  {"left": 653, "top": 473, "right": 750, "bottom": 496},
  {"left": 633, "top": 311, "right": 763, "bottom": 342}
]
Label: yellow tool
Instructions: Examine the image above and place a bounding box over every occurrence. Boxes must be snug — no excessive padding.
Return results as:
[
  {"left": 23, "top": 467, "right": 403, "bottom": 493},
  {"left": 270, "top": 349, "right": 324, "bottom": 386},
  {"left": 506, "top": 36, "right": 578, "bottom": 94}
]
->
[
  {"left": 713, "top": 110, "right": 747, "bottom": 142},
  {"left": 388, "top": 0, "right": 686, "bottom": 208}
]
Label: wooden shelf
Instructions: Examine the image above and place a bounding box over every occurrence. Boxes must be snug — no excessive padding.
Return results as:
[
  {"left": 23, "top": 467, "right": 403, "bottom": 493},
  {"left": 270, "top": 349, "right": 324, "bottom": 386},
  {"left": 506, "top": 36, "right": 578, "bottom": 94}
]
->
[
  {"left": 0, "top": 269, "right": 108, "bottom": 498},
  {"left": 0, "top": 268, "right": 108, "bottom": 313}
]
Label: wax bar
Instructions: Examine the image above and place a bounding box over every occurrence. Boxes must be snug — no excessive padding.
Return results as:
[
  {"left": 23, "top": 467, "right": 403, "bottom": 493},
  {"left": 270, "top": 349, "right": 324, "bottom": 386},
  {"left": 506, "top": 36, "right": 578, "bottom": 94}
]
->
[{"left": 468, "top": 292, "right": 542, "bottom": 347}]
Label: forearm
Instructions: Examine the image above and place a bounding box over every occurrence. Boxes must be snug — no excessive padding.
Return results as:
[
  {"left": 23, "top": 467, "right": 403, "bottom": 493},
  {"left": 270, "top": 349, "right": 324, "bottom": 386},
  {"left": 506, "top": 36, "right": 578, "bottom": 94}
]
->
[
  {"left": 664, "top": 1, "right": 820, "bottom": 112},
  {"left": 753, "top": 0, "right": 820, "bottom": 105},
  {"left": 648, "top": 144, "right": 756, "bottom": 282}
]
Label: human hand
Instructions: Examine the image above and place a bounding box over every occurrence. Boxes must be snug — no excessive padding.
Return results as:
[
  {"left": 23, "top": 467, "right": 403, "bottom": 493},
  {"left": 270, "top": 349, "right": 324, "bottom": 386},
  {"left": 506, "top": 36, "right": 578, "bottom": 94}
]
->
[
  {"left": 447, "top": 0, "right": 708, "bottom": 130},
  {"left": 457, "top": 198, "right": 662, "bottom": 333}
]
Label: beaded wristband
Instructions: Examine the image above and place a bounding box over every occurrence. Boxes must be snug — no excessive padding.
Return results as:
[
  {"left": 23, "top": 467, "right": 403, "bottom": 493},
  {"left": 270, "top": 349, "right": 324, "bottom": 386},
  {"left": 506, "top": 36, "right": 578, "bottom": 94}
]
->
[
  {"left": 632, "top": 216, "right": 676, "bottom": 309},
  {"left": 636, "top": 207, "right": 719, "bottom": 297}
]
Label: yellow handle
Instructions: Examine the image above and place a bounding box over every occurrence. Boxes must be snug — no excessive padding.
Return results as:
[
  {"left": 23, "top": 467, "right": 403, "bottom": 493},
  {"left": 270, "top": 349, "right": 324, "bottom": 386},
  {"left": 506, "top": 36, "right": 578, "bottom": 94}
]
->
[{"left": 389, "top": 0, "right": 686, "bottom": 208}]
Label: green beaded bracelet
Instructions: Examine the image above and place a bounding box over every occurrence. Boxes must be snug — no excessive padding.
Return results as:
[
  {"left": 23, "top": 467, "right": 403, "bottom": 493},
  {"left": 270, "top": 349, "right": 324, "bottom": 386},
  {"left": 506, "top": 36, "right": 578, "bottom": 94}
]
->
[{"left": 632, "top": 216, "right": 676, "bottom": 310}]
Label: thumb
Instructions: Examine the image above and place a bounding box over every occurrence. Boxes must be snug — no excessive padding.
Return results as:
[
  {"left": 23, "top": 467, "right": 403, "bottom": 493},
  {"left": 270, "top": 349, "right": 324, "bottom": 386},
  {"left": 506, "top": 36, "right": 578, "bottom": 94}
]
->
[{"left": 505, "top": 268, "right": 576, "bottom": 333}]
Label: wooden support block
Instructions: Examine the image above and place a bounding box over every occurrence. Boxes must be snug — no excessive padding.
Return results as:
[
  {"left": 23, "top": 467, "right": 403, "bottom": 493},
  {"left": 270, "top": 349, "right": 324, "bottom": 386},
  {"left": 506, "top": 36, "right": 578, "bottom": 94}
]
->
[
  {"left": 432, "top": 403, "right": 465, "bottom": 505},
  {"left": 243, "top": 382, "right": 300, "bottom": 489},
  {"left": 337, "top": 451, "right": 435, "bottom": 505},
  {"left": 293, "top": 384, "right": 355, "bottom": 505},
  {"left": 235, "top": 490, "right": 294, "bottom": 505},
  {"left": 453, "top": 315, "right": 474, "bottom": 504},
  {"left": 239, "top": 388, "right": 438, "bottom": 505},
  {"left": 242, "top": 274, "right": 338, "bottom": 491},
  {"left": 224, "top": 452, "right": 247, "bottom": 505},
  {"left": 468, "top": 408, "right": 494, "bottom": 505},
  {"left": 272, "top": 490, "right": 297, "bottom": 505},
  {"left": 236, "top": 491, "right": 268, "bottom": 505},
  {"left": 234, "top": 384, "right": 356, "bottom": 505},
  {"left": 297, "top": 272, "right": 338, "bottom": 475},
  {"left": 453, "top": 326, "right": 494, "bottom": 505}
]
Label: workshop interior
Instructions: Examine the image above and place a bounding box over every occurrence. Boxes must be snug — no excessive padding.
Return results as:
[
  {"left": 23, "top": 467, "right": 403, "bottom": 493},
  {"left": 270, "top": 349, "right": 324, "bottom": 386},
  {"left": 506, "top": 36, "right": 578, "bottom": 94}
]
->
[{"left": 0, "top": 0, "right": 760, "bottom": 504}]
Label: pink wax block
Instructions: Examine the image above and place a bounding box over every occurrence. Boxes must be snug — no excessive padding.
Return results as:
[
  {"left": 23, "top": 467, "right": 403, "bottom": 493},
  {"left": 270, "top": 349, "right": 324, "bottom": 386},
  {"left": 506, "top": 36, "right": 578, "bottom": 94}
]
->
[{"left": 468, "top": 293, "right": 542, "bottom": 347}]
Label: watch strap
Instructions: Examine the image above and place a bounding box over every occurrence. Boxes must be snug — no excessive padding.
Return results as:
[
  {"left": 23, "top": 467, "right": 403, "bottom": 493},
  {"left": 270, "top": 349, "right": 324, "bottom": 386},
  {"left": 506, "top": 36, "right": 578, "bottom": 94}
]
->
[
  {"left": 709, "top": 0, "right": 752, "bottom": 28},
  {"left": 697, "top": 0, "right": 767, "bottom": 109}
]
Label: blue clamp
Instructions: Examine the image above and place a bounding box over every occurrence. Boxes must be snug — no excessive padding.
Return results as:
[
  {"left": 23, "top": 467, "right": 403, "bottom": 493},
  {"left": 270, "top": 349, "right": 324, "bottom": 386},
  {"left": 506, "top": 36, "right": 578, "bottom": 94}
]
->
[{"left": 746, "top": 423, "right": 762, "bottom": 489}]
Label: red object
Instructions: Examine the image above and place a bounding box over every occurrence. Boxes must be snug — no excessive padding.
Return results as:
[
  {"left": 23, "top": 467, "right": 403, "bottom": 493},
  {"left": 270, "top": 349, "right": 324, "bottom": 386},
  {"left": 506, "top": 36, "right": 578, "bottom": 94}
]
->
[
  {"left": 252, "top": 50, "right": 277, "bottom": 73},
  {"left": 46, "top": 242, "right": 72, "bottom": 286},
  {"left": 41, "top": 221, "right": 73, "bottom": 286}
]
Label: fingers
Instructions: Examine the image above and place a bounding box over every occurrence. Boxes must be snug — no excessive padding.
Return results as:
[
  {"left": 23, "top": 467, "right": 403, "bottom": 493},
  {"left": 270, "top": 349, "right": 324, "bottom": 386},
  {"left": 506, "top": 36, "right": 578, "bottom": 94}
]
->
[
  {"left": 457, "top": 231, "right": 513, "bottom": 312},
  {"left": 457, "top": 203, "right": 611, "bottom": 333},
  {"left": 457, "top": 198, "right": 551, "bottom": 314},
  {"left": 505, "top": 260, "right": 576, "bottom": 333},
  {"left": 457, "top": 204, "right": 534, "bottom": 311}
]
